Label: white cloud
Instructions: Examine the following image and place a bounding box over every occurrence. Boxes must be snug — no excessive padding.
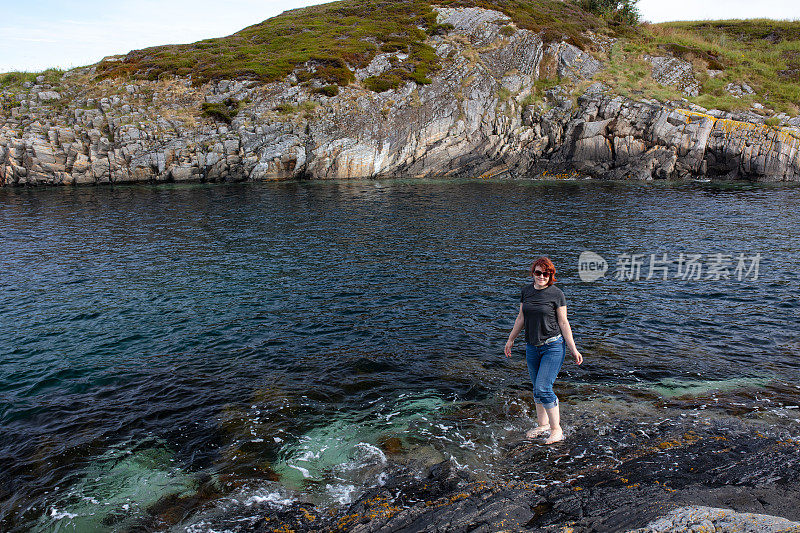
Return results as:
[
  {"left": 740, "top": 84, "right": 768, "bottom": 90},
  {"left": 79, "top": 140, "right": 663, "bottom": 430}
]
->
[{"left": 638, "top": 0, "right": 800, "bottom": 23}]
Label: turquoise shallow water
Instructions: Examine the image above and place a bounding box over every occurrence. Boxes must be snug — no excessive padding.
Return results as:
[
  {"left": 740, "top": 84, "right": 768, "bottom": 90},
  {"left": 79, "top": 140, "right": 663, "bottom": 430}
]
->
[{"left": 1, "top": 180, "right": 799, "bottom": 531}]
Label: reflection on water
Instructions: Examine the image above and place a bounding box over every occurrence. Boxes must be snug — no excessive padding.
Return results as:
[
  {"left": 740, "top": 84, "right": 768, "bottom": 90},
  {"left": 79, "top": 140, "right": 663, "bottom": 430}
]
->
[{"left": 1, "top": 180, "right": 799, "bottom": 531}]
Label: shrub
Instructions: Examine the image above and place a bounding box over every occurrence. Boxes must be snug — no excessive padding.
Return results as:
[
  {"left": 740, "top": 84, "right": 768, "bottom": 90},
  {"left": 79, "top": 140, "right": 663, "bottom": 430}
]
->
[
  {"left": 96, "top": 0, "right": 441, "bottom": 86},
  {"left": 201, "top": 102, "right": 234, "bottom": 123},
  {"left": 406, "top": 69, "right": 432, "bottom": 85},
  {"left": 499, "top": 25, "right": 516, "bottom": 37},
  {"left": 380, "top": 42, "right": 408, "bottom": 54},
  {"left": 273, "top": 103, "right": 296, "bottom": 114},
  {"left": 427, "top": 23, "right": 454, "bottom": 36},
  {"left": 201, "top": 97, "right": 243, "bottom": 123},
  {"left": 296, "top": 58, "right": 355, "bottom": 86},
  {"left": 314, "top": 84, "right": 340, "bottom": 97},
  {"left": 573, "top": 0, "right": 639, "bottom": 26},
  {"left": 364, "top": 74, "right": 403, "bottom": 92}
]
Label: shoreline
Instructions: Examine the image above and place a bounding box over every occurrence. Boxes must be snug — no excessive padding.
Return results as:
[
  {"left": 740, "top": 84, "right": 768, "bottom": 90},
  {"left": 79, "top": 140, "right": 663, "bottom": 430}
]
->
[
  {"left": 5, "top": 7, "right": 800, "bottom": 188},
  {"left": 4, "top": 174, "right": 800, "bottom": 191},
  {"left": 180, "top": 401, "right": 800, "bottom": 532}
]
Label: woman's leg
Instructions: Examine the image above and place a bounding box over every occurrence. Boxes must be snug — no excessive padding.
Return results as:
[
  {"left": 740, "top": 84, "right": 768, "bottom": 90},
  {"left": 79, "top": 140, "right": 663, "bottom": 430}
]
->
[
  {"left": 544, "top": 405, "right": 562, "bottom": 444},
  {"left": 533, "top": 340, "right": 566, "bottom": 443},
  {"left": 525, "top": 344, "right": 550, "bottom": 437}
]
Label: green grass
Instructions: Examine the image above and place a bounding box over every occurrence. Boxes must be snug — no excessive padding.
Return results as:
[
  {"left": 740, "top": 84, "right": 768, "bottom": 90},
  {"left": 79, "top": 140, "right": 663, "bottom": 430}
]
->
[
  {"left": 629, "top": 20, "right": 800, "bottom": 114},
  {"left": 96, "top": 0, "right": 443, "bottom": 87},
  {"left": 313, "top": 84, "right": 340, "bottom": 97},
  {"left": 273, "top": 103, "right": 297, "bottom": 114},
  {"left": 0, "top": 68, "right": 64, "bottom": 88},
  {"left": 93, "top": 0, "right": 619, "bottom": 89},
  {"left": 437, "top": 0, "right": 607, "bottom": 49},
  {"left": 7, "top": 2, "right": 797, "bottom": 117}
]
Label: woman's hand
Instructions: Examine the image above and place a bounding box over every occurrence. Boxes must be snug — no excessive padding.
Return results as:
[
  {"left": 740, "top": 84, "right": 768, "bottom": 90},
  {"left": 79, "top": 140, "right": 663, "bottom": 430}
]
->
[
  {"left": 504, "top": 339, "right": 514, "bottom": 358},
  {"left": 572, "top": 350, "right": 583, "bottom": 365}
]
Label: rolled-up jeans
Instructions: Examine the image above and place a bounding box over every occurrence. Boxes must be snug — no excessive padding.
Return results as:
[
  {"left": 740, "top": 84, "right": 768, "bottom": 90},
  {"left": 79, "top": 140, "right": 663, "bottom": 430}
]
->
[{"left": 525, "top": 337, "right": 566, "bottom": 409}]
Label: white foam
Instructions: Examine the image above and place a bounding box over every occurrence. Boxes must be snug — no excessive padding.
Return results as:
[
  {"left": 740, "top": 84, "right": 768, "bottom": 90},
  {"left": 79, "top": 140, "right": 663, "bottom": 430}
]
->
[
  {"left": 245, "top": 490, "right": 295, "bottom": 508},
  {"left": 354, "top": 442, "right": 386, "bottom": 464},
  {"left": 288, "top": 464, "right": 310, "bottom": 478},
  {"left": 326, "top": 483, "right": 358, "bottom": 505},
  {"left": 49, "top": 508, "right": 78, "bottom": 520},
  {"left": 185, "top": 519, "right": 238, "bottom": 533}
]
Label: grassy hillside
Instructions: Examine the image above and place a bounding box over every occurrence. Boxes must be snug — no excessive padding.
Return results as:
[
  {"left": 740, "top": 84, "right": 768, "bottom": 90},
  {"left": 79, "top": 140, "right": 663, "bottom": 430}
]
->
[
  {"left": 3, "top": 1, "right": 800, "bottom": 117},
  {"left": 92, "top": 0, "right": 607, "bottom": 87},
  {"left": 600, "top": 19, "right": 800, "bottom": 115}
]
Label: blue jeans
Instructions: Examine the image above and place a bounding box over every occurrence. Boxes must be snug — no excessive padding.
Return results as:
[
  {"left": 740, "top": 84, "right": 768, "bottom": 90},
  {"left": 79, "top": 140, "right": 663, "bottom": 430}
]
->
[{"left": 525, "top": 338, "right": 566, "bottom": 409}]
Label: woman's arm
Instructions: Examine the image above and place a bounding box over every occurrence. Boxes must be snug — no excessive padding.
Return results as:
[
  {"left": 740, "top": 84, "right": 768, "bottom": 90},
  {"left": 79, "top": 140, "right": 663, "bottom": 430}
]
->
[
  {"left": 556, "top": 305, "right": 583, "bottom": 365},
  {"left": 504, "top": 303, "right": 524, "bottom": 358}
]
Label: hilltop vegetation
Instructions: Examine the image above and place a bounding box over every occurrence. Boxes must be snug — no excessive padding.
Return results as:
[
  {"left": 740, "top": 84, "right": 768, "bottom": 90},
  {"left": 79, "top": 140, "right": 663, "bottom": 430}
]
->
[
  {"left": 2, "top": 1, "right": 800, "bottom": 116},
  {"left": 601, "top": 19, "right": 800, "bottom": 114},
  {"left": 93, "top": 0, "right": 618, "bottom": 87}
]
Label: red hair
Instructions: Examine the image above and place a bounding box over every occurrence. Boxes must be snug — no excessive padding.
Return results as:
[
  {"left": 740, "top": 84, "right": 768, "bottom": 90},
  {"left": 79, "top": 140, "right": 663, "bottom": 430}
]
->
[{"left": 530, "top": 256, "right": 557, "bottom": 287}]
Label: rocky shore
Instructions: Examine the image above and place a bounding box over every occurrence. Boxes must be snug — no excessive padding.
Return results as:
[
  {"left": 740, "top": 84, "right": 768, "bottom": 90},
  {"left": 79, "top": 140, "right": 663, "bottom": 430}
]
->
[
  {"left": 3, "top": 6, "right": 800, "bottom": 187},
  {"left": 165, "top": 408, "right": 800, "bottom": 532}
]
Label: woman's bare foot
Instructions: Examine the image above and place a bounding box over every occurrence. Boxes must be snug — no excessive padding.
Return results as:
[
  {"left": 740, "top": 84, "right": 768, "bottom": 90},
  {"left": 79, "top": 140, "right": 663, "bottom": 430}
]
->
[
  {"left": 526, "top": 425, "right": 550, "bottom": 439},
  {"left": 545, "top": 428, "right": 563, "bottom": 444}
]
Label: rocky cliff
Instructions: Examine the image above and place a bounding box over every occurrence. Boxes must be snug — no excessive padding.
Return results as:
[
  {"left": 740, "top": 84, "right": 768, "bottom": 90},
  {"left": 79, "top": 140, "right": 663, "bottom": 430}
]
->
[{"left": 2, "top": 6, "right": 800, "bottom": 186}]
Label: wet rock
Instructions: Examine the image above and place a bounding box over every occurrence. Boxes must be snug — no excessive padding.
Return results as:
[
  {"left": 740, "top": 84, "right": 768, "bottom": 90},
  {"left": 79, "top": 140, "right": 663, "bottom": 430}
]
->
[
  {"left": 245, "top": 414, "right": 800, "bottom": 533},
  {"left": 377, "top": 436, "right": 404, "bottom": 455}
]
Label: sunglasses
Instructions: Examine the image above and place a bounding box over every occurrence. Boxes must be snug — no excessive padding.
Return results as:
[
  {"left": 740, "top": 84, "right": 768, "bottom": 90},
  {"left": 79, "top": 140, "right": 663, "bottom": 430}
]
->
[{"left": 534, "top": 270, "right": 551, "bottom": 277}]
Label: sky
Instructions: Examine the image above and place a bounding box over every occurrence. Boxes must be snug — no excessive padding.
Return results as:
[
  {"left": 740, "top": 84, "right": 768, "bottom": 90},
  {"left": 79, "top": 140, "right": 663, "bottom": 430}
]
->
[{"left": 2, "top": 0, "right": 800, "bottom": 73}]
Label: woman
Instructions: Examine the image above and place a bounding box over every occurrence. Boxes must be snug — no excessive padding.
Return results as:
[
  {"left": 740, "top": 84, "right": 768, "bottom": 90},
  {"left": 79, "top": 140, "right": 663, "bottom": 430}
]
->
[{"left": 504, "top": 257, "right": 583, "bottom": 444}]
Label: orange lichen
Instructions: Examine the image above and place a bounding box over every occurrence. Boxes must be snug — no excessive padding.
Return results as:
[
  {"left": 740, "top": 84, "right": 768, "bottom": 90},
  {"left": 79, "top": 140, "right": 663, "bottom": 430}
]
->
[
  {"left": 336, "top": 495, "right": 401, "bottom": 529},
  {"left": 675, "top": 108, "right": 800, "bottom": 143}
]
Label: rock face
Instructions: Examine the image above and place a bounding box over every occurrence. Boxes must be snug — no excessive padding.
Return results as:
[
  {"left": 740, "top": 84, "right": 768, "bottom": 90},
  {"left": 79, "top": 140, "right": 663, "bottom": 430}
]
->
[
  {"left": 2, "top": 6, "right": 800, "bottom": 186},
  {"left": 646, "top": 55, "right": 701, "bottom": 97},
  {"left": 631, "top": 506, "right": 800, "bottom": 533}
]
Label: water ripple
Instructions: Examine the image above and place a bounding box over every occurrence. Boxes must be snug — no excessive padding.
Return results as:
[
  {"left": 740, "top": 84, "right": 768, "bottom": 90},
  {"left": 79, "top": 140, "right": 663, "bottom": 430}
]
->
[{"left": 1, "top": 180, "right": 799, "bottom": 530}]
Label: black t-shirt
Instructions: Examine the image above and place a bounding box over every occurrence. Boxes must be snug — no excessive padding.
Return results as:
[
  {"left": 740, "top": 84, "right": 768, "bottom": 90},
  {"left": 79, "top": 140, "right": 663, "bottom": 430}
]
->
[{"left": 520, "top": 284, "right": 567, "bottom": 345}]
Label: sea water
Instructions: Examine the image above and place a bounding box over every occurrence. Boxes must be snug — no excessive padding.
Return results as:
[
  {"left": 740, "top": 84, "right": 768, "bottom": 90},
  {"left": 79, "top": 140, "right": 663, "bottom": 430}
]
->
[{"left": 1, "top": 179, "right": 799, "bottom": 531}]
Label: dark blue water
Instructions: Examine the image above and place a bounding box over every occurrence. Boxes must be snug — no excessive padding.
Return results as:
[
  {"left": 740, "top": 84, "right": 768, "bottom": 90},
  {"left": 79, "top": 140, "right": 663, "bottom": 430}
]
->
[{"left": 1, "top": 180, "right": 799, "bottom": 531}]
